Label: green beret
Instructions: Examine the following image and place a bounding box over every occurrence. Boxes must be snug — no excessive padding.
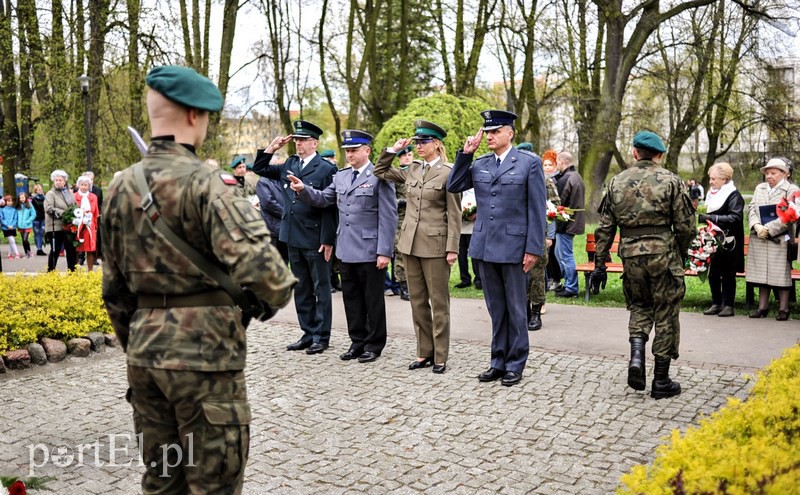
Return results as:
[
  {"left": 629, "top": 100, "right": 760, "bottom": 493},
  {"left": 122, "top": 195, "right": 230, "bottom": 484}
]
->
[
  {"left": 146, "top": 65, "right": 223, "bottom": 112},
  {"left": 397, "top": 145, "right": 413, "bottom": 156},
  {"left": 230, "top": 155, "right": 246, "bottom": 169},
  {"left": 632, "top": 131, "right": 666, "bottom": 154},
  {"left": 320, "top": 149, "right": 336, "bottom": 158},
  {"left": 517, "top": 142, "right": 534, "bottom": 152}
]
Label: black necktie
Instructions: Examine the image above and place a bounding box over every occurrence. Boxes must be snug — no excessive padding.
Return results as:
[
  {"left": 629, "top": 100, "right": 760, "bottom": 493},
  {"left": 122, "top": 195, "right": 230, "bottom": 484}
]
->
[
  {"left": 496, "top": 157, "right": 501, "bottom": 171},
  {"left": 351, "top": 170, "right": 359, "bottom": 184}
]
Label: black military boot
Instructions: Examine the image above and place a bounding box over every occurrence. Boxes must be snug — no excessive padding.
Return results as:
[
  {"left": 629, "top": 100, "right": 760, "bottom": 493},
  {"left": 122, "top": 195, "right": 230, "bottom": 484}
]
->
[
  {"left": 627, "top": 336, "right": 646, "bottom": 391},
  {"left": 528, "top": 303, "right": 542, "bottom": 331},
  {"left": 651, "top": 358, "right": 681, "bottom": 399},
  {"left": 399, "top": 281, "right": 410, "bottom": 301}
]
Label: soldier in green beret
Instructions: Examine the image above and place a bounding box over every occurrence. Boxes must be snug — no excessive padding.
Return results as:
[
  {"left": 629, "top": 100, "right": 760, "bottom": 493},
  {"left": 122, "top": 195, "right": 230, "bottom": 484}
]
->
[
  {"left": 101, "top": 65, "right": 296, "bottom": 493},
  {"left": 590, "top": 130, "right": 696, "bottom": 399}
]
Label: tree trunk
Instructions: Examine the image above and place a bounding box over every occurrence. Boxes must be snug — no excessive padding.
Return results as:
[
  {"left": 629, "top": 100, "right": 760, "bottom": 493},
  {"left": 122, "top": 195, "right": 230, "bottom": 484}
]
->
[
  {"left": 87, "top": 0, "right": 110, "bottom": 175},
  {"left": 207, "top": 0, "right": 239, "bottom": 148},
  {"left": 128, "top": 0, "right": 145, "bottom": 150},
  {"left": 319, "top": 0, "right": 342, "bottom": 152},
  {"left": 0, "top": 0, "right": 19, "bottom": 196},
  {"left": 179, "top": 0, "right": 193, "bottom": 68}
]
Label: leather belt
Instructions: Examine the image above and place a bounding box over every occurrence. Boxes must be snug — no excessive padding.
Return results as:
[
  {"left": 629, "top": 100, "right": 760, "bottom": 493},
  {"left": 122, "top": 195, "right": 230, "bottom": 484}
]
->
[
  {"left": 619, "top": 225, "right": 672, "bottom": 237},
  {"left": 137, "top": 290, "right": 235, "bottom": 308}
]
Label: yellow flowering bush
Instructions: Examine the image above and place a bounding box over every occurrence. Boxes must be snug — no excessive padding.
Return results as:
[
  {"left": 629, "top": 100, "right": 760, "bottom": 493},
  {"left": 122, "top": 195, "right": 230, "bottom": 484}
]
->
[
  {"left": 0, "top": 271, "right": 111, "bottom": 353},
  {"left": 618, "top": 345, "right": 800, "bottom": 494}
]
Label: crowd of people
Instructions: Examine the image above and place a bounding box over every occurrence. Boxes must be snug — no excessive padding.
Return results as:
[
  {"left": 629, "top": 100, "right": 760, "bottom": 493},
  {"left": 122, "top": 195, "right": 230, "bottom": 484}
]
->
[{"left": 90, "top": 65, "right": 800, "bottom": 494}]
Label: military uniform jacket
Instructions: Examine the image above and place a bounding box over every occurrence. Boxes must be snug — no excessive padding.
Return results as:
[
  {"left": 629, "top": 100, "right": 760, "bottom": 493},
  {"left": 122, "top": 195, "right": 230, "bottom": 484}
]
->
[
  {"left": 595, "top": 159, "right": 697, "bottom": 265},
  {"left": 252, "top": 150, "right": 338, "bottom": 249},
  {"left": 374, "top": 150, "right": 461, "bottom": 257},
  {"left": 101, "top": 141, "right": 296, "bottom": 372},
  {"left": 298, "top": 162, "right": 397, "bottom": 263},
  {"left": 447, "top": 148, "right": 547, "bottom": 262}
]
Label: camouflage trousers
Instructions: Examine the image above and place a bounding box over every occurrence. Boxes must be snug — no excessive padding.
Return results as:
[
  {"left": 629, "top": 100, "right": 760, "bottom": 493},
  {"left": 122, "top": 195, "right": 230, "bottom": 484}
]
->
[
  {"left": 127, "top": 366, "right": 250, "bottom": 495},
  {"left": 620, "top": 252, "right": 686, "bottom": 360},
  {"left": 527, "top": 246, "right": 549, "bottom": 305},
  {"left": 393, "top": 210, "right": 406, "bottom": 282}
]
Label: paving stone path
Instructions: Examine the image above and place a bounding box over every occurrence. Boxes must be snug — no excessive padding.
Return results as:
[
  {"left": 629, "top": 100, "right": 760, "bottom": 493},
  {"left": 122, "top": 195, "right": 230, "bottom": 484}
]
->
[{"left": 0, "top": 322, "right": 752, "bottom": 494}]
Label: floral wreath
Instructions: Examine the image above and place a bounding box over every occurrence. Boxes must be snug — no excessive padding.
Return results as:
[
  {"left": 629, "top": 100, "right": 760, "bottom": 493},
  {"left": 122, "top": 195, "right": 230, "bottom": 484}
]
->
[{"left": 687, "top": 220, "right": 725, "bottom": 282}]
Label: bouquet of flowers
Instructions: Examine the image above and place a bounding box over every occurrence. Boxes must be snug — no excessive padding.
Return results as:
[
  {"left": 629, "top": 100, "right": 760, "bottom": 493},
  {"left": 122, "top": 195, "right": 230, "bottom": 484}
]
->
[
  {"left": 776, "top": 191, "right": 800, "bottom": 224},
  {"left": 546, "top": 201, "right": 583, "bottom": 222},
  {"left": 686, "top": 220, "right": 725, "bottom": 281},
  {"left": 61, "top": 204, "right": 86, "bottom": 247},
  {"left": 462, "top": 202, "right": 477, "bottom": 221}
]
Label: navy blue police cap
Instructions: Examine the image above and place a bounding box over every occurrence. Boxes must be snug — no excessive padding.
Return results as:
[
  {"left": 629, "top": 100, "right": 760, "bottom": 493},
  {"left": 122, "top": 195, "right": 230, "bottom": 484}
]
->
[
  {"left": 341, "top": 130, "right": 374, "bottom": 148},
  {"left": 481, "top": 110, "right": 518, "bottom": 131}
]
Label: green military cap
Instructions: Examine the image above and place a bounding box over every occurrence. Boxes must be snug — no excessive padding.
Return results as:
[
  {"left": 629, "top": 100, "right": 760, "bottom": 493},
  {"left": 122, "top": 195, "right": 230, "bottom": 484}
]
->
[
  {"left": 517, "top": 142, "right": 534, "bottom": 152},
  {"left": 411, "top": 120, "right": 447, "bottom": 140},
  {"left": 396, "top": 145, "right": 413, "bottom": 156},
  {"left": 146, "top": 65, "right": 223, "bottom": 112},
  {"left": 632, "top": 131, "right": 666, "bottom": 154},
  {"left": 320, "top": 149, "right": 336, "bottom": 158},
  {"left": 230, "top": 155, "right": 246, "bottom": 169},
  {"left": 292, "top": 120, "right": 323, "bottom": 140}
]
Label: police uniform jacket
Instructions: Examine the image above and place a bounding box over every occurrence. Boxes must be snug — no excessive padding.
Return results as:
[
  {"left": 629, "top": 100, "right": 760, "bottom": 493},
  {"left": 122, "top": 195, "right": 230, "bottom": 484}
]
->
[
  {"left": 447, "top": 148, "right": 546, "bottom": 263},
  {"left": 252, "top": 150, "right": 337, "bottom": 249},
  {"left": 374, "top": 150, "right": 461, "bottom": 257},
  {"left": 298, "top": 162, "right": 397, "bottom": 263}
]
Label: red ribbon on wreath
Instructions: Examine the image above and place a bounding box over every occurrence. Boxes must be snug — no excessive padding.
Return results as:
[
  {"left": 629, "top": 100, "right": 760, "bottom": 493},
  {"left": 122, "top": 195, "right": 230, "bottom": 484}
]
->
[{"left": 776, "top": 191, "right": 800, "bottom": 224}]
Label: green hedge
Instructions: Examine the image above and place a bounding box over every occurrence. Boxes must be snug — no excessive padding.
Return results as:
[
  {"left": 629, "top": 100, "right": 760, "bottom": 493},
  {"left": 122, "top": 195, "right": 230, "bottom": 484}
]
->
[
  {"left": 373, "top": 94, "right": 492, "bottom": 162},
  {"left": 0, "top": 271, "right": 111, "bottom": 353},
  {"left": 618, "top": 345, "right": 800, "bottom": 494}
]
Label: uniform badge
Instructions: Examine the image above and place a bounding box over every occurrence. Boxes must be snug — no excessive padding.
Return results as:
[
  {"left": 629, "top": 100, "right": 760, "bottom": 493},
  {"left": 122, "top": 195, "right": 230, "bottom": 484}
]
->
[
  {"left": 220, "top": 173, "right": 238, "bottom": 185},
  {"left": 345, "top": 131, "right": 351, "bottom": 138},
  {"left": 482, "top": 111, "right": 491, "bottom": 120}
]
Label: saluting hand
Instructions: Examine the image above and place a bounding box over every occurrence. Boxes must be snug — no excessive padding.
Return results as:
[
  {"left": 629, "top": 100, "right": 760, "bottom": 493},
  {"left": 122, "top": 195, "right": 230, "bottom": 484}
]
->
[
  {"left": 266, "top": 135, "right": 292, "bottom": 154},
  {"left": 392, "top": 138, "right": 413, "bottom": 152},
  {"left": 463, "top": 129, "right": 483, "bottom": 154},
  {"left": 287, "top": 173, "right": 305, "bottom": 192}
]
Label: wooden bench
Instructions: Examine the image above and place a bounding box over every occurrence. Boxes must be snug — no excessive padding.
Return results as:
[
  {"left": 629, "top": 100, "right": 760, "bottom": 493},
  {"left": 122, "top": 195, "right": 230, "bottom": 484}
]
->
[{"left": 577, "top": 233, "right": 800, "bottom": 305}]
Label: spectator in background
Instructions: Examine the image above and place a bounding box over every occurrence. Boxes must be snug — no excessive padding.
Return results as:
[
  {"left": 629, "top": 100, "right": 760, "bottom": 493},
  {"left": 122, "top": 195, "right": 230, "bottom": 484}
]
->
[
  {"left": 320, "top": 149, "right": 337, "bottom": 165},
  {"left": 255, "top": 175, "right": 289, "bottom": 263},
  {"left": 1, "top": 195, "right": 20, "bottom": 259},
  {"left": 83, "top": 171, "right": 103, "bottom": 261},
  {"left": 746, "top": 158, "right": 799, "bottom": 321},
  {"left": 16, "top": 192, "right": 36, "bottom": 258},
  {"left": 553, "top": 150, "right": 585, "bottom": 298},
  {"left": 31, "top": 183, "right": 47, "bottom": 255},
  {"left": 700, "top": 163, "right": 744, "bottom": 318},
  {"left": 688, "top": 179, "right": 703, "bottom": 207},
  {"left": 541, "top": 150, "right": 562, "bottom": 291},
  {"left": 45, "top": 169, "right": 77, "bottom": 272},
  {"left": 74, "top": 175, "right": 100, "bottom": 271},
  {"left": 456, "top": 188, "right": 481, "bottom": 290}
]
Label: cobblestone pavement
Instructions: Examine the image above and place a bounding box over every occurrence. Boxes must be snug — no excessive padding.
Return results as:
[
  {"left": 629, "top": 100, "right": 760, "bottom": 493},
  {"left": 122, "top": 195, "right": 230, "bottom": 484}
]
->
[{"left": 0, "top": 322, "right": 752, "bottom": 494}]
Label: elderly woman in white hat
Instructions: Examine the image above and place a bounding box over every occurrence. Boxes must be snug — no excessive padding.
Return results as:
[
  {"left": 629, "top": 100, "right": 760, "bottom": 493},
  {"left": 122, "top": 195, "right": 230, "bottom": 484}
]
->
[{"left": 746, "top": 157, "right": 799, "bottom": 321}]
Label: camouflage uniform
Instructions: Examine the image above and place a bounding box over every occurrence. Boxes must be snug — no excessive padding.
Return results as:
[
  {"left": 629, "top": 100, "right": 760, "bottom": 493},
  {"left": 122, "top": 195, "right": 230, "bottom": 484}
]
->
[
  {"left": 594, "top": 159, "right": 696, "bottom": 360},
  {"left": 528, "top": 177, "right": 560, "bottom": 305},
  {"left": 393, "top": 175, "right": 407, "bottom": 283},
  {"left": 102, "top": 140, "right": 295, "bottom": 494}
]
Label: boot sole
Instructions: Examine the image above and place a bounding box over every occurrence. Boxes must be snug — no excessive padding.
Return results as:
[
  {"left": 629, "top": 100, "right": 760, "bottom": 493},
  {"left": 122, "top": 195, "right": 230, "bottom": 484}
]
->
[
  {"left": 627, "top": 366, "right": 646, "bottom": 391},
  {"left": 651, "top": 385, "right": 682, "bottom": 399}
]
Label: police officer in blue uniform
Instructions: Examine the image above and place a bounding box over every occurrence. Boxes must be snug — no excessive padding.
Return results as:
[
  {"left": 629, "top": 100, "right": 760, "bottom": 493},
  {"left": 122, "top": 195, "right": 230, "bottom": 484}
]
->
[
  {"left": 288, "top": 130, "right": 398, "bottom": 364},
  {"left": 447, "top": 110, "right": 546, "bottom": 386},
  {"left": 252, "top": 120, "right": 338, "bottom": 355}
]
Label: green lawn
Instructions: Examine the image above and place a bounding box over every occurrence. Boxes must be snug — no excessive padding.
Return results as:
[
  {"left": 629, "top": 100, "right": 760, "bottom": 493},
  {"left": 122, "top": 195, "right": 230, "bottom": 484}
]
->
[{"left": 447, "top": 228, "right": 800, "bottom": 318}]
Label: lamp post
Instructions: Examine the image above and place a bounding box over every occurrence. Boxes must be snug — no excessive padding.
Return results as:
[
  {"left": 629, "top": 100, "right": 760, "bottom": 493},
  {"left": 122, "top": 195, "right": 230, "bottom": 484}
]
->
[{"left": 78, "top": 74, "right": 92, "bottom": 172}]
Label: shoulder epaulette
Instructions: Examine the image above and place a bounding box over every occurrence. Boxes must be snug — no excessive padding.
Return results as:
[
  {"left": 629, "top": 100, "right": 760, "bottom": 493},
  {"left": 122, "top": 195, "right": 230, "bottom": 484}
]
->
[{"left": 474, "top": 152, "right": 494, "bottom": 161}]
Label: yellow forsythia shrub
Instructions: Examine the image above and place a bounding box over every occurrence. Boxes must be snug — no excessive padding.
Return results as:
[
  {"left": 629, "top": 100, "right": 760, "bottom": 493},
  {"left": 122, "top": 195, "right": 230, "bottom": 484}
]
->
[
  {"left": 0, "top": 271, "right": 111, "bottom": 353},
  {"left": 618, "top": 345, "right": 800, "bottom": 494}
]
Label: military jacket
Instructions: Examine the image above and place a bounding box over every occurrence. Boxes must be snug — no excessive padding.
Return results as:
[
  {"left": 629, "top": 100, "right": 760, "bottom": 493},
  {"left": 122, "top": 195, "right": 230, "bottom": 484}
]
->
[
  {"left": 298, "top": 162, "right": 397, "bottom": 263},
  {"left": 595, "top": 159, "right": 697, "bottom": 264},
  {"left": 447, "top": 148, "right": 547, "bottom": 263},
  {"left": 252, "top": 150, "right": 338, "bottom": 249},
  {"left": 374, "top": 150, "right": 461, "bottom": 257},
  {"left": 101, "top": 140, "right": 296, "bottom": 372}
]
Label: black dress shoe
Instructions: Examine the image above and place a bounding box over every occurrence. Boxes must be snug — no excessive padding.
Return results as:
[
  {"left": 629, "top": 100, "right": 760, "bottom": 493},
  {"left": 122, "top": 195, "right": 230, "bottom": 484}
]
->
[
  {"left": 478, "top": 368, "right": 505, "bottom": 382},
  {"left": 432, "top": 363, "right": 447, "bottom": 374},
  {"left": 408, "top": 357, "right": 433, "bottom": 370},
  {"left": 776, "top": 310, "right": 790, "bottom": 321},
  {"left": 357, "top": 351, "right": 379, "bottom": 363},
  {"left": 474, "top": 281, "right": 482, "bottom": 290},
  {"left": 454, "top": 281, "right": 472, "bottom": 289},
  {"left": 286, "top": 340, "right": 312, "bottom": 351},
  {"left": 501, "top": 371, "right": 522, "bottom": 386},
  {"left": 340, "top": 348, "right": 363, "bottom": 361},
  {"left": 305, "top": 343, "right": 328, "bottom": 355},
  {"left": 555, "top": 289, "right": 578, "bottom": 298}
]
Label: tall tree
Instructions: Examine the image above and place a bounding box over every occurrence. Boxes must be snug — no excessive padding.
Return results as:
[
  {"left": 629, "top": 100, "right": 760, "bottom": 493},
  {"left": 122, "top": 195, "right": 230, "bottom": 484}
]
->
[{"left": 0, "top": 0, "right": 20, "bottom": 195}]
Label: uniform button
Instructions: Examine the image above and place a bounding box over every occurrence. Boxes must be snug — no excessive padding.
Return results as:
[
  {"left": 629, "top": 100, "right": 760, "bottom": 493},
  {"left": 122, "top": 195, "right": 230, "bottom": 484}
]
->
[
  {"left": 491, "top": 205, "right": 495, "bottom": 209},
  {"left": 490, "top": 216, "right": 494, "bottom": 220},
  {"left": 347, "top": 203, "right": 351, "bottom": 206},
  {"left": 346, "top": 213, "right": 350, "bottom": 216},
  {"left": 346, "top": 223, "right": 350, "bottom": 226},
  {"left": 492, "top": 192, "right": 497, "bottom": 196},
  {"left": 292, "top": 200, "right": 296, "bottom": 204}
]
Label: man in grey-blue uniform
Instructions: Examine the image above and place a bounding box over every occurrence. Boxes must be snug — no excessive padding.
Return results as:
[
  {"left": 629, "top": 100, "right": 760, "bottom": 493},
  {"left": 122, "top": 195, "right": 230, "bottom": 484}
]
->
[
  {"left": 252, "top": 121, "right": 338, "bottom": 355},
  {"left": 288, "top": 130, "right": 398, "bottom": 364},
  {"left": 447, "top": 110, "right": 546, "bottom": 386}
]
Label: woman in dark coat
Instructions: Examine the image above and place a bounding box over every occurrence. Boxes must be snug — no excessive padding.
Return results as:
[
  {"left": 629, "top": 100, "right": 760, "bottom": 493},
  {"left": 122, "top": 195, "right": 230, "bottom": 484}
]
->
[{"left": 700, "top": 162, "right": 745, "bottom": 317}]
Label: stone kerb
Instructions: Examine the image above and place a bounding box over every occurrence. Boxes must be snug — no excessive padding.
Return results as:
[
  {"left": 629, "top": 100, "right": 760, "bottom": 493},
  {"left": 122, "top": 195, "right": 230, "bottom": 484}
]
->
[{"left": 0, "top": 334, "right": 120, "bottom": 374}]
